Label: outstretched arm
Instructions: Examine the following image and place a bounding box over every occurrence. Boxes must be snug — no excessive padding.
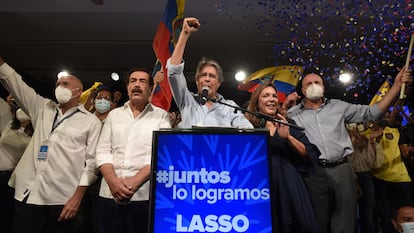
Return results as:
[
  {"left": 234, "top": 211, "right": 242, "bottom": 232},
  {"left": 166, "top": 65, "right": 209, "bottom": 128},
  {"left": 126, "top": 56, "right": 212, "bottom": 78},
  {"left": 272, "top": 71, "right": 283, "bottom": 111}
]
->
[
  {"left": 170, "top": 17, "right": 201, "bottom": 65},
  {"left": 377, "top": 66, "right": 412, "bottom": 112}
]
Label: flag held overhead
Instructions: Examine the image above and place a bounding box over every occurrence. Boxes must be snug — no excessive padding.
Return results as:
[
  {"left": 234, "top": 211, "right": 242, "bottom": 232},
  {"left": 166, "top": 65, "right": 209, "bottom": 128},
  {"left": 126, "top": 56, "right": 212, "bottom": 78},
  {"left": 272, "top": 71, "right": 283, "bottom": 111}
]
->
[
  {"left": 369, "top": 80, "right": 391, "bottom": 106},
  {"left": 152, "top": 0, "right": 186, "bottom": 111},
  {"left": 238, "top": 66, "right": 303, "bottom": 102}
]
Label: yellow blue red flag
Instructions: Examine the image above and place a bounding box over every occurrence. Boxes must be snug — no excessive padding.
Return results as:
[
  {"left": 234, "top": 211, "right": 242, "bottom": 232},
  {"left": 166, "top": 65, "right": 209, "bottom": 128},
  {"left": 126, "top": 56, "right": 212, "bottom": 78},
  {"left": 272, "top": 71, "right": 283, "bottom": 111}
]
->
[
  {"left": 238, "top": 66, "right": 303, "bottom": 102},
  {"left": 151, "top": 0, "right": 186, "bottom": 110},
  {"left": 369, "top": 80, "right": 390, "bottom": 106}
]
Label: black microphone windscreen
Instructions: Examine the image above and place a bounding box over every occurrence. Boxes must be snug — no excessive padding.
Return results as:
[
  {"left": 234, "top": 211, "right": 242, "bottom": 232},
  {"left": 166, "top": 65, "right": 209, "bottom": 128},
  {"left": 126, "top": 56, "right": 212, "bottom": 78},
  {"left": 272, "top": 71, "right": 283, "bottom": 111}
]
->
[
  {"left": 202, "top": 87, "right": 209, "bottom": 97},
  {"left": 200, "top": 86, "right": 209, "bottom": 105}
]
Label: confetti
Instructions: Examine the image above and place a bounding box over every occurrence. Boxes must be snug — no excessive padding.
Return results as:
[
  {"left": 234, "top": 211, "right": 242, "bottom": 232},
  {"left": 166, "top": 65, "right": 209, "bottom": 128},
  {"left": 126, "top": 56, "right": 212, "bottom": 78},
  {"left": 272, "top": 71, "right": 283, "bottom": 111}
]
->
[{"left": 213, "top": 0, "right": 413, "bottom": 105}]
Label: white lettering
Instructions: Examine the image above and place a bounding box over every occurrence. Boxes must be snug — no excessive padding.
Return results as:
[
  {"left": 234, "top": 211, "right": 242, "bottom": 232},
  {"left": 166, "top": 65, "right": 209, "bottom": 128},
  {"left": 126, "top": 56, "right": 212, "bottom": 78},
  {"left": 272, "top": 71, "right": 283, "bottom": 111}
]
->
[
  {"left": 204, "top": 215, "right": 218, "bottom": 232},
  {"left": 218, "top": 215, "right": 232, "bottom": 232},
  {"left": 188, "top": 215, "right": 205, "bottom": 232},
  {"left": 232, "top": 215, "right": 249, "bottom": 232},
  {"left": 173, "top": 185, "right": 188, "bottom": 200},
  {"left": 176, "top": 214, "right": 249, "bottom": 232},
  {"left": 160, "top": 167, "right": 232, "bottom": 188},
  {"left": 176, "top": 214, "right": 187, "bottom": 232}
]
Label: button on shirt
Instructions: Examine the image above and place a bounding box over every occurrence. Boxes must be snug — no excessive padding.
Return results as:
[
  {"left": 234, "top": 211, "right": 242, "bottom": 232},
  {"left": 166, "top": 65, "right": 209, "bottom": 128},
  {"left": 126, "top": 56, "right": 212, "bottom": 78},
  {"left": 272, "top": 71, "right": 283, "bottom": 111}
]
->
[
  {"left": 96, "top": 102, "right": 171, "bottom": 201},
  {"left": 166, "top": 59, "right": 253, "bottom": 129},
  {"left": 288, "top": 98, "right": 382, "bottom": 161},
  {"left": 0, "top": 62, "right": 102, "bottom": 205}
]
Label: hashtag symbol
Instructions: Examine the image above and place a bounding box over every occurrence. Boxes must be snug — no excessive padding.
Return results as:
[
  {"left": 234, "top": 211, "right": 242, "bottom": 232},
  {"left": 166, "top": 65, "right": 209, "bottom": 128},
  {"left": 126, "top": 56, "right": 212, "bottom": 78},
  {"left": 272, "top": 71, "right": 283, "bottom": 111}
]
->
[{"left": 156, "top": 170, "right": 169, "bottom": 183}]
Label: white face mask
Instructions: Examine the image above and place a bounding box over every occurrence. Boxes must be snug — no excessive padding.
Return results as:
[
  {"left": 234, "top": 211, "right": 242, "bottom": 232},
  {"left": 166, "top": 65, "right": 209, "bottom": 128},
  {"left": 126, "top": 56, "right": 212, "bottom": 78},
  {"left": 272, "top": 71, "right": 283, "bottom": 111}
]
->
[
  {"left": 55, "top": 86, "right": 77, "bottom": 104},
  {"left": 401, "top": 222, "right": 414, "bottom": 233},
  {"left": 95, "top": 99, "right": 111, "bottom": 113},
  {"left": 16, "top": 108, "right": 30, "bottom": 122},
  {"left": 305, "top": 83, "right": 324, "bottom": 100}
]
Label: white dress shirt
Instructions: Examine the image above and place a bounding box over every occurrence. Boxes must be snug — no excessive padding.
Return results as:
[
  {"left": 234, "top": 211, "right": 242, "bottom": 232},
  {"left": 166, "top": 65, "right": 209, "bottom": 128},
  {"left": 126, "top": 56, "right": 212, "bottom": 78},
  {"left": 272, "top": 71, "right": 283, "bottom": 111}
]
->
[
  {"left": 0, "top": 97, "right": 12, "bottom": 134},
  {"left": 96, "top": 101, "right": 171, "bottom": 201},
  {"left": 0, "top": 62, "right": 102, "bottom": 205},
  {"left": 0, "top": 123, "right": 31, "bottom": 171}
]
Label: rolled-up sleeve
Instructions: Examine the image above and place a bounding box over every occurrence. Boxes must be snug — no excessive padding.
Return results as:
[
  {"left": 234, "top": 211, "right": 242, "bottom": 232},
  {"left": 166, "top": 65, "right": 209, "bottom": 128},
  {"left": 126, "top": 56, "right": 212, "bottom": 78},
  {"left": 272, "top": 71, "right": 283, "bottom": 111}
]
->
[
  {"left": 167, "top": 58, "right": 191, "bottom": 109},
  {"left": 96, "top": 116, "right": 114, "bottom": 167},
  {"left": 79, "top": 116, "right": 102, "bottom": 186}
]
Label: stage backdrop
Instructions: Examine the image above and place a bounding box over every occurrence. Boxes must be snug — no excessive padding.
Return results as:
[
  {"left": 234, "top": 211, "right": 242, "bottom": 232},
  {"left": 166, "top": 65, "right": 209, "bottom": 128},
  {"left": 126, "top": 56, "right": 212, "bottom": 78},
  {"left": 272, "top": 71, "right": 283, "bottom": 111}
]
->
[{"left": 149, "top": 128, "right": 273, "bottom": 233}]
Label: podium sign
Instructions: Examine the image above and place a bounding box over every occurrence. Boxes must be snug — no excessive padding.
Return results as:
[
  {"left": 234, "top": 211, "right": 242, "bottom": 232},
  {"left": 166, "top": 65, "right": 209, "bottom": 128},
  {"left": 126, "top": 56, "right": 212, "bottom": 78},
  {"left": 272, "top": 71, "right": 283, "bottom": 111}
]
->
[{"left": 149, "top": 129, "right": 272, "bottom": 233}]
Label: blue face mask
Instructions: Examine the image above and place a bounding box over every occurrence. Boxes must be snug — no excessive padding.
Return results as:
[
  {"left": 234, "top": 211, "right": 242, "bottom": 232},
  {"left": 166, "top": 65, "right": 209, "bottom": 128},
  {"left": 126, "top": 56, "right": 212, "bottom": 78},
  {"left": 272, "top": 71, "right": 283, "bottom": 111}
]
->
[
  {"left": 401, "top": 222, "right": 414, "bottom": 233},
  {"left": 95, "top": 99, "right": 111, "bottom": 113}
]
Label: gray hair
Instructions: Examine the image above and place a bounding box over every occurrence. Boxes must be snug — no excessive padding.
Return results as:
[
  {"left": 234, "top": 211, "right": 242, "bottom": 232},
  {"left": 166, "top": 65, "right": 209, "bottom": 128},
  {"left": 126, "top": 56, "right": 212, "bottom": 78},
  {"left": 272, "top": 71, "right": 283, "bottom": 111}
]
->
[{"left": 195, "top": 57, "right": 224, "bottom": 83}]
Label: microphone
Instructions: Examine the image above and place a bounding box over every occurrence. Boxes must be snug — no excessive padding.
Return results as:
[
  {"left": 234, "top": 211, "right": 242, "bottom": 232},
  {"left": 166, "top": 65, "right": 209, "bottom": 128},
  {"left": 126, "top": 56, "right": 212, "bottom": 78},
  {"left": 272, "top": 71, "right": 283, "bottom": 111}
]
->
[
  {"left": 200, "top": 86, "right": 209, "bottom": 105},
  {"left": 212, "top": 98, "right": 305, "bottom": 131}
]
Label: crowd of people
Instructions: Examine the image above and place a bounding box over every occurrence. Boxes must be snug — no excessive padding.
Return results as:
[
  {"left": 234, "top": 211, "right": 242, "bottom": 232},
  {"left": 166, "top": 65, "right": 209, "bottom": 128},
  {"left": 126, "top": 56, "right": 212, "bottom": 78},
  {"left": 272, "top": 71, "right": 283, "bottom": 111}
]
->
[{"left": 0, "top": 16, "right": 413, "bottom": 233}]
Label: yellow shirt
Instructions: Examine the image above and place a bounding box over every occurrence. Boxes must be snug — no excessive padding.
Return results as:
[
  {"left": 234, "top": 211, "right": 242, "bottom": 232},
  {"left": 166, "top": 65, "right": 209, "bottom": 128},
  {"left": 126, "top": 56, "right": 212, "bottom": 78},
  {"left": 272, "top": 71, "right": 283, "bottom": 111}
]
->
[{"left": 370, "top": 126, "right": 411, "bottom": 182}]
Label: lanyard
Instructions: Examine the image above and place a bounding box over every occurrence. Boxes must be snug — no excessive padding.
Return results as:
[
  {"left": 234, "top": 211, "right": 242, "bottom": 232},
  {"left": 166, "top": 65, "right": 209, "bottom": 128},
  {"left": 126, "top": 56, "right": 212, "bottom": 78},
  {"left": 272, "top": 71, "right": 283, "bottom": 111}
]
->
[{"left": 51, "top": 108, "right": 80, "bottom": 134}]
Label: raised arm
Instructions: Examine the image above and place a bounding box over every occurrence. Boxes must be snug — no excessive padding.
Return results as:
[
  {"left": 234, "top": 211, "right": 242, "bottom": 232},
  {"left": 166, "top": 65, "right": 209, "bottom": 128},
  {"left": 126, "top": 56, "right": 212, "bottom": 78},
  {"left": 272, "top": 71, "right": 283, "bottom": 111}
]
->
[
  {"left": 170, "top": 17, "right": 201, "bottom": 65},
  {"left": 377, "top": 66, "right": 412, "bottom": 112}
]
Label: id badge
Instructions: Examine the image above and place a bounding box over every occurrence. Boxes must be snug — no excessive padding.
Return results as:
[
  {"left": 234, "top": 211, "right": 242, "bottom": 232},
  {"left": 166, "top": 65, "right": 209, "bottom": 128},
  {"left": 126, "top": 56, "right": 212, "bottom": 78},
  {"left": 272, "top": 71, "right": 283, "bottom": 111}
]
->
[{"left": 38, "top": 141, "right": 48, "bottom": 161}]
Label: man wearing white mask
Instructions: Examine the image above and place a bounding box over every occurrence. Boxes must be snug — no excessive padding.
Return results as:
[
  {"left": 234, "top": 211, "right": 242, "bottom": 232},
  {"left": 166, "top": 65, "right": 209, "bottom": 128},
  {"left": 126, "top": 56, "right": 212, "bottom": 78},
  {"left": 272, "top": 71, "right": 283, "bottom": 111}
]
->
[
  {"left": 0, "top": 56, "right": 101, "bottom": 233},
  {"left": 392, "top": 200, "right": 414, "bottom": 233},
  {"left": 288, "top": 67, "right": 412, "bottom": 233}
]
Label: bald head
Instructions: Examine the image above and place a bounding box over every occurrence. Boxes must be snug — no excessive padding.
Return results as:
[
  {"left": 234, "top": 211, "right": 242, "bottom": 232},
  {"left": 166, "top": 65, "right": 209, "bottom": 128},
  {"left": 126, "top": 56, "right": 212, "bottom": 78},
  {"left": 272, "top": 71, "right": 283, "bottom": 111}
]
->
[
  {"left": 57, "top": 75, "right": 83, "bottom": 90},
  {"left": 302, "top": 73, "right": 323, "bottom": 86}
]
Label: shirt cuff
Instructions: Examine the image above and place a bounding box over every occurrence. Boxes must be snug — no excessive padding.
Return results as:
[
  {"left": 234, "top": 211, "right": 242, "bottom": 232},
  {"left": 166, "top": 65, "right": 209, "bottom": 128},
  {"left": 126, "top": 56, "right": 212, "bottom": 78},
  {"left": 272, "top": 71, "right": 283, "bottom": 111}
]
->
[
  {"left": 96, "top": 154, "right": 114, "bottom": 168},
  {"left": 0, "top": 62, "right": 16, "bottom": 77},
  {"left": 166, "top": 58, "right": 185, "bottom": 73},
  {"left": 79, "top": 172, "right": 98, "bottom": 186}
]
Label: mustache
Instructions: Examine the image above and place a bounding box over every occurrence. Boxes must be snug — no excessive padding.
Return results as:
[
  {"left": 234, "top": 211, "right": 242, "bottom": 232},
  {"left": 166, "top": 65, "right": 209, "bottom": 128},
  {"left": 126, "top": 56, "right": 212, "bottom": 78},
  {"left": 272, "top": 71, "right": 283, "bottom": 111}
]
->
[{"left": 131, "top": 88, "right": 143, "bottom": 94}]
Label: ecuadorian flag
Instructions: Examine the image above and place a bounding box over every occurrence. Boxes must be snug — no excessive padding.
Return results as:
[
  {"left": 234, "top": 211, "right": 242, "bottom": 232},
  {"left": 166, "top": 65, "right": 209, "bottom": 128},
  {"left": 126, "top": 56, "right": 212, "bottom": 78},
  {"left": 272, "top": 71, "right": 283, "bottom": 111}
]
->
[
  {"left": 369, "top": 80, "right": 391, "bottom": 106},
  {"left": 238, "top": 66, "right": 303, "bottom": 103},
  {"left": 79, "top": 81, "right": 103, "bottom": 104},
  {"left": 152, "top": 0, "right": 186, "bottom": 111}
]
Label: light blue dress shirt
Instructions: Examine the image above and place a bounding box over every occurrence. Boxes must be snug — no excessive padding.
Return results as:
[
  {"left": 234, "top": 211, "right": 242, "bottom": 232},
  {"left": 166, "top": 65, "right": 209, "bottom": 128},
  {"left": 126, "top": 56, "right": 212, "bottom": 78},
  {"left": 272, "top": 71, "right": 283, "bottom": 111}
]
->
[
  {"left": 167, "top": 59, "right": 253, "bottom": 129},
  {"left": 288, "top": 98, "right": 382, "bottom": 161}
]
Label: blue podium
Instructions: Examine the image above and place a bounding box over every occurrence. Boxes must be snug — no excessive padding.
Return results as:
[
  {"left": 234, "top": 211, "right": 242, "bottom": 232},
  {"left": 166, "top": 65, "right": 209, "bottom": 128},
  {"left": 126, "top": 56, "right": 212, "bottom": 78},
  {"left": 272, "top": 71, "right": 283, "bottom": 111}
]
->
[{"left": 149, "top": 128, "right": 273, "bottom": 233}]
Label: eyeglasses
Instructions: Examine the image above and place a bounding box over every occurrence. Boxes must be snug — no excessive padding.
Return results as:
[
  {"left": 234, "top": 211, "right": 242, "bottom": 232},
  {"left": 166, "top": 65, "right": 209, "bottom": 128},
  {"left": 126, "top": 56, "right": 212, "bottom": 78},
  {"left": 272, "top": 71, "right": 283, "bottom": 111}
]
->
[{"left": 197, "top": 72, "right": 217, "bottom": 79}]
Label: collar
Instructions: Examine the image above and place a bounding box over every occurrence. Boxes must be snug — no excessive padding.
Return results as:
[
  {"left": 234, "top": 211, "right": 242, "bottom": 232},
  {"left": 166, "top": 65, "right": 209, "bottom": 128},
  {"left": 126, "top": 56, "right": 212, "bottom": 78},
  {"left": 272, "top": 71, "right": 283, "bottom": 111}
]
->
[
  {"left": 193, "top": 92, "right": 224, "bottom": 104},
  {"left": 299, "top": 97, "right": 329, "bottom": 109},
  {"left": 57, "top": 103, "right": 88, "bottom": 115},
  {"left": 123, "top": 100, "right": 153, "bottom": 111}
]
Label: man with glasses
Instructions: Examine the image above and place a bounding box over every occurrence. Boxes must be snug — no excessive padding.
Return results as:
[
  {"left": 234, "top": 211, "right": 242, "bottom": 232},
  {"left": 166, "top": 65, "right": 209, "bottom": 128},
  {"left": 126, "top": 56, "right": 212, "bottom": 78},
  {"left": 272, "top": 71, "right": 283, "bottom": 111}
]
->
[
  {"left": 93, "top": 85, "right": 116, "bottom": 123},
  {"left": 167, "top": 17, "right": 253, "bottom": 129}
]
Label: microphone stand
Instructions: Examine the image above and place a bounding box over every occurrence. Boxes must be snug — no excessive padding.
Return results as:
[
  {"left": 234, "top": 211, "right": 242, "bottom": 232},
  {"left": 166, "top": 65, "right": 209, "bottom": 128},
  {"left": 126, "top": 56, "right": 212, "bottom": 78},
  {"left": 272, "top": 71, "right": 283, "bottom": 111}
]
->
[{"left": 210, "top": 98, "right": 305, "bottom": 131}]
